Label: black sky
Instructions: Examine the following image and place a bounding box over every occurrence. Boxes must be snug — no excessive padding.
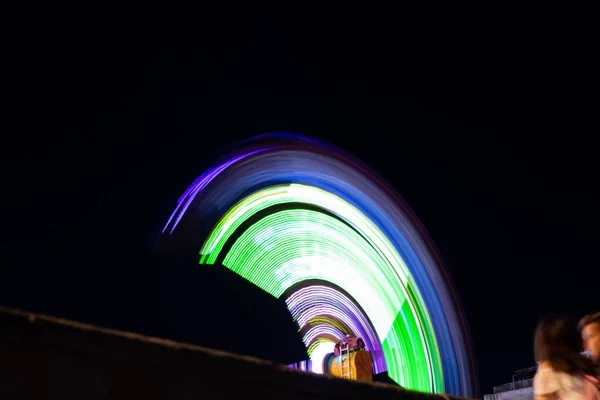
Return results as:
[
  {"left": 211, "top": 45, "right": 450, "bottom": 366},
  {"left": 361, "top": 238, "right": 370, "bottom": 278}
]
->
[{"left": 3, "top": 4, "right": 599, "bottom": 396}]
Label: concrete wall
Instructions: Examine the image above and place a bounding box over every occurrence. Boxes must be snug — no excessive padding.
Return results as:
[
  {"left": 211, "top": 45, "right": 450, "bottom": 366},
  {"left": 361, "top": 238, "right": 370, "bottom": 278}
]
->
[{"left": 0, "top": 306, "right": 469, "bottom": 400}]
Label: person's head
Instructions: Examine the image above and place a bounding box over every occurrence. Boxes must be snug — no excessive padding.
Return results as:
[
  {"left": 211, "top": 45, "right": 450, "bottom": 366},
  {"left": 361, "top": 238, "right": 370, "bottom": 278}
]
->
[
  {"left": 535, "top": 315, "right": 594, "bottom": 374},
  {"left": 580, "top": 312, "right": 600, "bottom": 364}
]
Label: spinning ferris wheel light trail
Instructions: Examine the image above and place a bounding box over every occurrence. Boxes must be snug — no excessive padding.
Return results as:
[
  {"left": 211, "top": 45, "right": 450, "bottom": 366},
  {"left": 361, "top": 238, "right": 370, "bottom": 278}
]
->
[{"left": 158, "top": 133, "right": 477, "bottom": 397}]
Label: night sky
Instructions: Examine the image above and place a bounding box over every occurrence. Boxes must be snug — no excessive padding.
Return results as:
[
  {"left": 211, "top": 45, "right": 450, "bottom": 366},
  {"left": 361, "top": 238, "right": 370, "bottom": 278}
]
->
[{"left": 4, "top": 4, "right": 599, "bottom": 396}]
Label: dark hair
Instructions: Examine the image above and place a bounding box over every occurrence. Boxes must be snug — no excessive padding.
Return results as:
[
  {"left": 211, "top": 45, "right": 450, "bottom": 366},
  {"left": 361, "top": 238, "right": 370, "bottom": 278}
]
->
[
  {"left": 579, "top": 312, "right": 600, "bottom": 331},
  {"left": 534, "top": 315, "right": 595, "bottom": 375}
]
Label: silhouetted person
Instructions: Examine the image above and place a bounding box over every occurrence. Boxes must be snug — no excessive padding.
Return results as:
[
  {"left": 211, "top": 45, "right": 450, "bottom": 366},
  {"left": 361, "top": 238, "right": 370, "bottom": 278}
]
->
[
  {"left": 533, "top": 316, "right": 599, "bottom": 400},
  {"left": 580, "top": 312, "right": 600, "bottom": 376}
]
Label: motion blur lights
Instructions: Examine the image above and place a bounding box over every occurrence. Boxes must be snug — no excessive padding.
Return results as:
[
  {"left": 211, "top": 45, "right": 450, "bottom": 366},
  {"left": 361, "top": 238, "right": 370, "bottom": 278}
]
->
[
  {"left": 160, "top": 134, "right": 476, "bottom": 397},
  {"left": 309, "top": 340, "right": 336, "bottom": 375},
  {"left": 285, "top": 284, "right": 385, "bottom": 373},
  {"left": 162, "top": 149, "right": 268, "bottom": 235},
  {"left": 202, "top": 192, "right": 440, "bottom": 391}
]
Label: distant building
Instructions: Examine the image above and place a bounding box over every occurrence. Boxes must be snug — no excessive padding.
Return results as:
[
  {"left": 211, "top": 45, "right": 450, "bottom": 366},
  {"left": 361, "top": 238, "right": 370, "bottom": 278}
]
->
[{"left": 484, "top": 367, "right": 535, "bottom": 400}]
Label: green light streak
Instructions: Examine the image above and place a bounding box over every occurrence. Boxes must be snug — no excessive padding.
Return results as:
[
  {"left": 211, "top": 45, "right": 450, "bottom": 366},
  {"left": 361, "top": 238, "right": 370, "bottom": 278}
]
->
[{"left": 198, "top": 184, "right": 443, "bottom": 392}]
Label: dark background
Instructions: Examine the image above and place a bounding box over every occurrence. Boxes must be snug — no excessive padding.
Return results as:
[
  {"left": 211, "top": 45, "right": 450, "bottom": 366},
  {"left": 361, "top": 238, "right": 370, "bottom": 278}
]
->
[{"left": 3, "top": 4, "right": 599, "bottom": 396}]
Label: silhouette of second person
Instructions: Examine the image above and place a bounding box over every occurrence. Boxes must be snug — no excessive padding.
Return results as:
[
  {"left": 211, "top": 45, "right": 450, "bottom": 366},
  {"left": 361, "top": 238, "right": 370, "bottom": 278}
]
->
[{"left": 580, "top": 312, "right": 600, "bottom": 376}]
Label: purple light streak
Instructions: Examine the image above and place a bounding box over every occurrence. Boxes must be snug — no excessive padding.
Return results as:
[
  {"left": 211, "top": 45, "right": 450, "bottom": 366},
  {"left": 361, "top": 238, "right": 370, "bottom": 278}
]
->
[
  {"left": 162, "top": 149, "right": 267, "bottom": 234},
  {"left": 303, "top": 324, "right": 345, "bottom": 345},
  {"left": 285, "top": 285, "right": 387, "bottom": 373}
]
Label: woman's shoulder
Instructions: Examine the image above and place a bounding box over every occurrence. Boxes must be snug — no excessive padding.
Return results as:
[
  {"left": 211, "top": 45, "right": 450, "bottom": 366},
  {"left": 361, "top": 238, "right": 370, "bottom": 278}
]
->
[
  {"left": 534, "top": 362, "right": 555, "bottom": 379},
  {"left": 534, "top": 365, "right": 584, "bottom": 395},
  {"left": 534, "top": 365, "right": 557, "bottom": 383}
]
